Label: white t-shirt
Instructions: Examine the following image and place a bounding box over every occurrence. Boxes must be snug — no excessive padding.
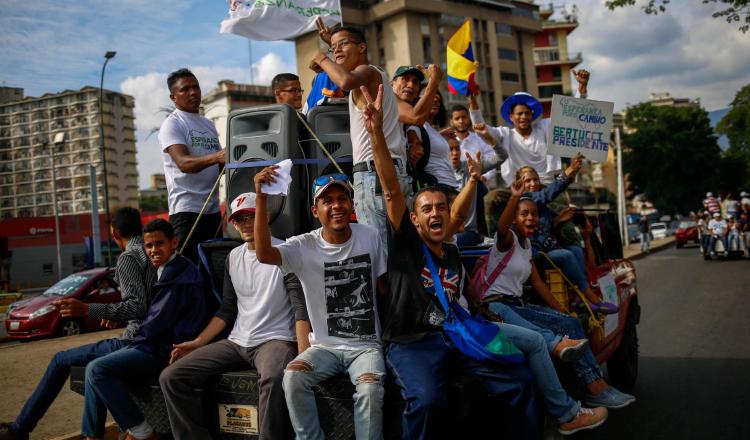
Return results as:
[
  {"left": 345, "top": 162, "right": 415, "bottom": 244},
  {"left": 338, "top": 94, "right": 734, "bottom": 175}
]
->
[
  {"left": 484, "top": 230, "right": 533, "bottom": 298},
  {"left": 227, "top": 239, "right": 296, "bottom": 348},
  {"left": 277, "top": 224, "right": 387, "bottom": 350},
  {"left": 406, "top": 124, "right": 458, "bottom": 188},
  {"left": 348, "top": 66, "right": 406, "bottom": 164},
  {"left": 458, "top": 131, "right": 499, "bottom": 188},
  {"left": 470, "top": 109, "right": 562, "bottom": 186},
  {"left": 709, "top": 219, "right": 727, "bottom": 235},
  {"left": 158, "top": 109, "right": 221, "bottom": 214}
]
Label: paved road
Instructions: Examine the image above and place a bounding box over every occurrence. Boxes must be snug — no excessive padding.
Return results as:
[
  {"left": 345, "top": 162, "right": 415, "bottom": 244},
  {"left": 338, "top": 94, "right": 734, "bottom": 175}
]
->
[{"left": 578, "top": 244, "right": 750, "bottom": 439}]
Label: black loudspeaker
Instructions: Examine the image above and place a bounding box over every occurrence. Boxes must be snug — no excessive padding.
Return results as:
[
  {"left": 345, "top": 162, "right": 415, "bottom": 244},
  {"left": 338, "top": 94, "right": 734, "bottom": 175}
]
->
[
  {"left": 306, "top": 104, "right": 353, "bottom": 181},
  {"left": 226, "top": 104, "right": 311, "bottom": 239}
]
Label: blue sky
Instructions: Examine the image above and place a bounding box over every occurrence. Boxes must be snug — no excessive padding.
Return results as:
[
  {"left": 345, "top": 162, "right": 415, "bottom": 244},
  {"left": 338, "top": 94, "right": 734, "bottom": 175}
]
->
[{"left": 1, "top": 1, "right": 749, "bottom": 188}]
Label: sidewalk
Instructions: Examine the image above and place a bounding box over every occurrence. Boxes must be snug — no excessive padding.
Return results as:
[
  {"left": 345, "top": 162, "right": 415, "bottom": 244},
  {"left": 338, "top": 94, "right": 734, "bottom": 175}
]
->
[
  {"left": 0, "top": 329, "right": 121, "bottom": 440},
  {"left": 623, "top": 236, "right": 675, "bottom": 260}
]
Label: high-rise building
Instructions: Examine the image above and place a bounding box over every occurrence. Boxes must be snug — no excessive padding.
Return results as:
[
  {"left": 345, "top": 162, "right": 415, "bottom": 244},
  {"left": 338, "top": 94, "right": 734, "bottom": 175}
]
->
[
  {"left": 534, "top": 4, "right": 582, "bottom": 117},
  {"left": 0, "top": 86, "right": 138, "bottom": 218},
  {"left": 294, "top": 0, "right": 543, "bottom": 124}
]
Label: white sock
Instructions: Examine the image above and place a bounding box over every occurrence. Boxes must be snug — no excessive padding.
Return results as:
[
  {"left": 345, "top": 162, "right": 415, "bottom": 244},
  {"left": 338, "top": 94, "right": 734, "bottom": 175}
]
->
[{"left": 128, "top": 420, "right": 153, "bottom": 439}]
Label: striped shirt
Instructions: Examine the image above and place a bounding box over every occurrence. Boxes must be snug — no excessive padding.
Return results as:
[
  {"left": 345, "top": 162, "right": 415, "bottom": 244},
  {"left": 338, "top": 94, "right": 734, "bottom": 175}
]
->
[{"left": 89, "top": 236, "right": 157, "bottom": 341}]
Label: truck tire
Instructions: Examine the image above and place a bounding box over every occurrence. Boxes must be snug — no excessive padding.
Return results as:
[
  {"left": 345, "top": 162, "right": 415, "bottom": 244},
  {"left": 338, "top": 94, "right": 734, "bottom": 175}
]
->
[{"left": 607, "top": 317, "right": 639, "bottom": 390}]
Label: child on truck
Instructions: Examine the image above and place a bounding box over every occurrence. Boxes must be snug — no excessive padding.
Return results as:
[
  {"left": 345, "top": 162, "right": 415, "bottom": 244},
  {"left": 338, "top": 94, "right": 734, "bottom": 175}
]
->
[{"left": 81, "top": 219, "right": 211, "bottom": 440}]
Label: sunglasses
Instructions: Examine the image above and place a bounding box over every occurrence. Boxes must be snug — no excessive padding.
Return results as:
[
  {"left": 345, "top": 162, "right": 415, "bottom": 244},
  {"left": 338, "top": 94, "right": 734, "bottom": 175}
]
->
[{"left": 314, "top": 174, "right": 348, "bottom": 188}]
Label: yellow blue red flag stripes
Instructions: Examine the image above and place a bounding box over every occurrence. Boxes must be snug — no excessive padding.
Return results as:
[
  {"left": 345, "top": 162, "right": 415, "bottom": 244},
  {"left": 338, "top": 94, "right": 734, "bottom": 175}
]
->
[{"left": 447, "top": 20, "right": 479, "bottom": 96}]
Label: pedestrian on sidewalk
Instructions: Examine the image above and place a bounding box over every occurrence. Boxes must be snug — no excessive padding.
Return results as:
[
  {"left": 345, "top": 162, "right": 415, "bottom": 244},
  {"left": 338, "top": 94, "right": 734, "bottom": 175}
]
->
[{"left": 638, "top": 215, "right": 650, "bottom": 253}]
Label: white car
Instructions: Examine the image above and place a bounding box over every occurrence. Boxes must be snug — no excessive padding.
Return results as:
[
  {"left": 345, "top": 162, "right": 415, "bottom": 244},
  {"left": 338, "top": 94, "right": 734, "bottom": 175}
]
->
[{"left": 649, "top": 222, "right": 668, "bottom": 240}]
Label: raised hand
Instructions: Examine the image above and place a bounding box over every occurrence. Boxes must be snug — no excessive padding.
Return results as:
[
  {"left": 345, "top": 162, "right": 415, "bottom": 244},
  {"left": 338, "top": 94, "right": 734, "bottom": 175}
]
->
[
  {"left": 571, "top": 69, "right": 590, "bottom": 86},
  {"left": 510, "top": 177, "right": 525, "bottom": 198},
  {"left": 473, "top": 123, "right": 495, "bottom": 146},
  {"left": 426, "top": 63, "right": 443, "bottom": 83},
  {"left": 315, "top": 16, "right": 333, "bottom": 45},
  {"left": 359, "top": 84, "right": 384, "bottom": 134},
  {"left": 439, "top": 127, "right": 456, "bottom": 138},
  {"left": 556, "top": 207, "right": 577, "bottom": 224},
  {"left": 465, "top": 151, "right": 482, "bottom": 181},
  {"left": 308, "top": 53, "right": 326, "bottom": 73},
  {"left": 254, "top": 165, "right": 279, "bottom": 195},
  {"left": 564, "top": 152, "right": 584, "bottom": 177}
]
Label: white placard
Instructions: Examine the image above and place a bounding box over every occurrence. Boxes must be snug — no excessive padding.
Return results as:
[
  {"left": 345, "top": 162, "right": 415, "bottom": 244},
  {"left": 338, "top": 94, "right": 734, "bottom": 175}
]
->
[
  {"left": 219, "top": 404, "right": 259, "bottom": 435},
  {"left": 597, "top": 273, "right": 619, "bottom": 337},
  {"left": 546, "top": 95, "right": 614, "bottom": 163}
]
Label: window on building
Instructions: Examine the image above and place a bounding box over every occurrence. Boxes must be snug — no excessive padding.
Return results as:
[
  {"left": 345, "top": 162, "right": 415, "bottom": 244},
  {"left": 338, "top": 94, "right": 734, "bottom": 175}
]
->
[
  {"left": 552, "top": 67, "right": 562, "bottom": 81},
  {"left": 548, "top": 32, "right": 558, "bottom": 47},
  {"left": 501, "top": 72, "right": 520, "bottom": 82},
  {"left": 539, "top": 85, "right": 564, "bottom": 98},
  {"left": 495, "top": 23, "right": 513, "bottom": 36},
  {"left": 512, "top": 7, "right": 539, "bottom": 20},
  {"left": 422, "top": 36, "right": 432, "bottom": 63},
  {"left": 498, "top": 48, "right": 517, "bottom": 61}
]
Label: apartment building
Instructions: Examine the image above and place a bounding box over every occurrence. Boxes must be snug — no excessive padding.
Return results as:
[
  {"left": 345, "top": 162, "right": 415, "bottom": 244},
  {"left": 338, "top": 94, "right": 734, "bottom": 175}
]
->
[
  {"left": 0, "top": 86, "right": 138, "bottom": 219},
  {"left": 647, "top": 92, "right": 701, "bottom": 109},
  {"left": 534, "top": 5, "right": 582, "bottom": 117},
  {"left": 295, "top": 0, "right": 543, "bottom": 125}
]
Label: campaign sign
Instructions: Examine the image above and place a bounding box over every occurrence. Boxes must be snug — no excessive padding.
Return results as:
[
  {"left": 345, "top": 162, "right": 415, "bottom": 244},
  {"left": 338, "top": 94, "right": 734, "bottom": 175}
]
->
[{"left": 547, "top": 95, "right": 614, "bottom": 162}]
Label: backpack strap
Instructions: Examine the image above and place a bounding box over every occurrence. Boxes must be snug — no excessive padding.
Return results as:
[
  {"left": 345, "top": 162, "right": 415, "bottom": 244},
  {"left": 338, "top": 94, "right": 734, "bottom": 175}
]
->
[{"left": 484, "top": 235, "right": 516, "bottom": 289}]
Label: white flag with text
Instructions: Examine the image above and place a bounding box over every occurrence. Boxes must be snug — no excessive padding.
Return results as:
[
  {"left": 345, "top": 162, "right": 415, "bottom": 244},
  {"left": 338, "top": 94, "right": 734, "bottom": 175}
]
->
[{"left": 220, "top": 0, "right": 342, "bottom": 41}]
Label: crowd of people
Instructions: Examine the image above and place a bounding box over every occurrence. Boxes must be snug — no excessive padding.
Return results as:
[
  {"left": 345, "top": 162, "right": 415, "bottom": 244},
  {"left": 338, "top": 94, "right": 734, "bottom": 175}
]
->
[
  {"left": 697, "top": 191, "right": 750, "bottom": 257},
  {"left": 1, "top": 23, "right": 637, "bottom": 440}
]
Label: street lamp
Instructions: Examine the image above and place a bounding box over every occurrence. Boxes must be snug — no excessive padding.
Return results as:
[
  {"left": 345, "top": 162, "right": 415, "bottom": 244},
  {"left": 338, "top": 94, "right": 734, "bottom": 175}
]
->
[
  {"left": 99, "top": 50, "right": 116, "bottom": 266},
  {"left": 52, "top": 132, "right": 65, "bottom": 281}
]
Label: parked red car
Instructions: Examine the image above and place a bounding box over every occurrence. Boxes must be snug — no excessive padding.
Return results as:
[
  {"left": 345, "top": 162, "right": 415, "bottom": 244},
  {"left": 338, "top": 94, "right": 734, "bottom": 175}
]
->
[
  {"left": 5, "top": 268, "right": 121, "bottom": 340},
  {"left": 675, "top": 221, "right": 699, "bottom": 248}
]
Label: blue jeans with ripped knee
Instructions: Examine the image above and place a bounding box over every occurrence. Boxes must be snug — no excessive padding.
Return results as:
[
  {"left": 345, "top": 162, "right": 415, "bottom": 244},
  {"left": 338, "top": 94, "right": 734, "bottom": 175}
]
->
[{"left": 282, "top": 345, "right": 385, "bottom": 440}]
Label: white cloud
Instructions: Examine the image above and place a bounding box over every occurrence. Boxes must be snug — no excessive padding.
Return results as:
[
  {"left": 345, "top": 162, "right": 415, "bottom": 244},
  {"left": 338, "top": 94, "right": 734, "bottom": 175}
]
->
[
  {"left": 120, "top": 53, "right": 295, "bottom": 188},
  {"left": 568, "top": 1, "right": 750, "bottom": 111}
]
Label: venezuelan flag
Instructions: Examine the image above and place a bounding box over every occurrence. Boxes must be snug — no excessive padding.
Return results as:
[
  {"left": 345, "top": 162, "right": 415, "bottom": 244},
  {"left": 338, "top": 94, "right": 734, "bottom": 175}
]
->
[{"left": 447, "top": 20, "right": 479, "bottom": 96}]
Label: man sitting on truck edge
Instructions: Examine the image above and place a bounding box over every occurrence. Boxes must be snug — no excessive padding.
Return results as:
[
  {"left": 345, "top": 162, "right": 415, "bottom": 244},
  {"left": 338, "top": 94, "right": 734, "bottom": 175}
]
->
[
  {"left": 360, "top": 84, "right": 540, "bottom": 439},
  {"left": 0, "top": 208, "right": 155, "bottom": 440},
  {"left": 253, "top": 166, "right": 388, "bottom": 440},
  {"left": 159, "top": 192, "right": 307, "bottom": 440}
]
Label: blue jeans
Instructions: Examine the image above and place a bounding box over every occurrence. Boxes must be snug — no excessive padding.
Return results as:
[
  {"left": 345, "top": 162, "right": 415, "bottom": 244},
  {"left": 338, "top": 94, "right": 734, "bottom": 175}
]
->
[
  {"left": 487, "top": 302, "right": 578, "bottom": 422},
  {"left": 499, "top": 299, "right": 603, "bottom": 385},
  {"left": 353, "top": 166, "right": 412, "bottom": 252},
  {"left": 282, "top": 345, "right": 385, "bottom": 440},
  {"left": 544, "top": 246, "right": 589, "bottom": 292},
  {"left": 82, "top": 346, "right": 167, "bottom": 437},
  {"left": 710, "top": 235, "right": 729, "bottom": 253},
  {"left": 10, "top": 338, "right": 126, "bottom": 434},
  {"left": 728, "top": 234, "right": 741, "bottom": 251},
  {"left": 386, "top": 332, "right": 540, "bottom": 440}
]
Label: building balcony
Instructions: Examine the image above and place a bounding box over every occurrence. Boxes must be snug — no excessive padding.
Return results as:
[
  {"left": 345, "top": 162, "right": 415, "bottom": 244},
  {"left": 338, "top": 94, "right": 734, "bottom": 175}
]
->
[{"left": 533, "top": 48, "right": 582, "bottom": 66}]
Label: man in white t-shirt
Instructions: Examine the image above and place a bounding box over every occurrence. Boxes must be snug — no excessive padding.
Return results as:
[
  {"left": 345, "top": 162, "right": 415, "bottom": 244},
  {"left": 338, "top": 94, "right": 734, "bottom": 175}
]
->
[
  {"left": 708, "top": 212, "right": 729, "bottom": 256},
  {"left": 159, "top": 193, "right": 307, "bottom": 440},
  {"left": 309, "top": 22, "right": 411, "bottom": 250},
  {"left": 158, "top": 68, "right": 225, "bottom": 264},
  {"left": 253, "top": 168, "right": 388, "bottom": 440},
  {"left": 469, "top": 69, "right": 590, "bottom": 186}
]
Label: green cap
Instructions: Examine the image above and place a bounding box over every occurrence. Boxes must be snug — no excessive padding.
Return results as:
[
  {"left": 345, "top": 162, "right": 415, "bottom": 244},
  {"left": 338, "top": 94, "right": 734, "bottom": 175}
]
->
[{"left": 392, "top": 65, "right": 425, "bottom": 82}]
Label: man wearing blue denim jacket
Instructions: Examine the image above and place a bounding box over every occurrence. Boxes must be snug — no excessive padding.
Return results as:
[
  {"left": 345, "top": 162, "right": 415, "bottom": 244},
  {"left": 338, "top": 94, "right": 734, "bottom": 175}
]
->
[{"left": 81, "top": 219, "right": 211, "bottom": 440}]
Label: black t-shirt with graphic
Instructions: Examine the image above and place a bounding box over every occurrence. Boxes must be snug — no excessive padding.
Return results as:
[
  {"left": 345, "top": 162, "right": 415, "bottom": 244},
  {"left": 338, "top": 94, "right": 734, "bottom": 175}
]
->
[{"left": 381, "top": 211, "right": 467, "bottom": 343}]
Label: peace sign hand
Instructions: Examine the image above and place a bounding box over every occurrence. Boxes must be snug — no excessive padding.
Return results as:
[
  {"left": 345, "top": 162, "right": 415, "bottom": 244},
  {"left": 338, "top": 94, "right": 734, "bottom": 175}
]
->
[
  {"left": 316, "top": 16, "right": 333, "bottom": 45},
  {"left": 359, "top": 84, "right": 384, "bottom": 135},
  {"left": 465, "top": 151, "right": 482, "bottom": 181}
]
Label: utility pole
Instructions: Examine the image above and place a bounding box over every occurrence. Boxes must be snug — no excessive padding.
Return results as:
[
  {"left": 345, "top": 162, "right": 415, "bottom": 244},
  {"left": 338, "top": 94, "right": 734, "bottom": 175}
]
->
[
  {"left": 99, "top": 51, "right": 116, "bottom": 266},
  {"left": 615, "top": 127, "right": 628, "bottom": 246},
  {"left": 52, "top": 133, "right": 65, "bottom": 280}
]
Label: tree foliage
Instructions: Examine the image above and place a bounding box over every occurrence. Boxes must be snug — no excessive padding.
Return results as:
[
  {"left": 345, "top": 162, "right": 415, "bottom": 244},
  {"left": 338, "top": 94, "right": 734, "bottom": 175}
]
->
[
  {"left": 606, "top": 0, "right": 750, "bottom": 33},
  {"left": 622, "top": 104, "right": 721, "bottom": 214},
  {"left": 716, "top": 83, "right": 750, "bottom": 190},
  {"left": 139, "top": 195, "right": 168, "bottom": 212}
]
